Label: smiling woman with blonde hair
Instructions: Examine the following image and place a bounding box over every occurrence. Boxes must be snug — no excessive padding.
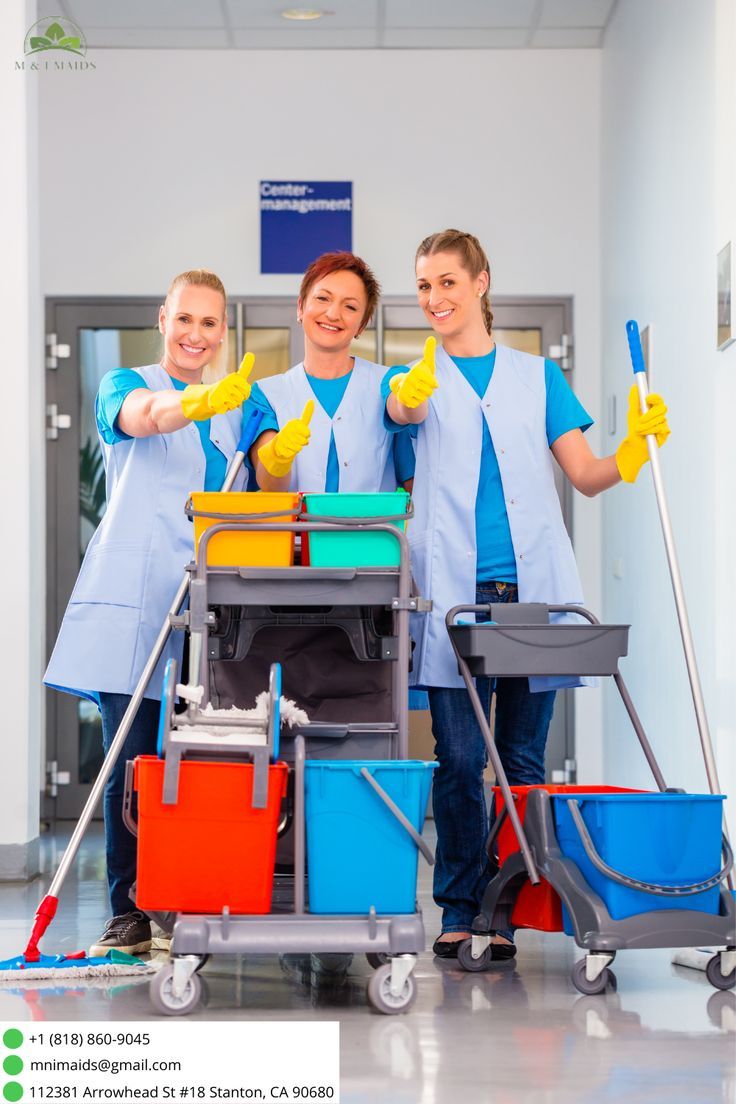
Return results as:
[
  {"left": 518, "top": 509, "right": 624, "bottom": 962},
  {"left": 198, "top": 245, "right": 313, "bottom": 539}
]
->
[
  {"left": 383, "top": 228, "right": 671, "bottom": 960},
  {"left": 44, "top": 268, "right": 256, "bottom": 959}
]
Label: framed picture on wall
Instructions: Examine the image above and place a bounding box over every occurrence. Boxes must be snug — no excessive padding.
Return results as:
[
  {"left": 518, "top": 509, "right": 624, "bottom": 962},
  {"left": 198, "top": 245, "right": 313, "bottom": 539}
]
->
[{"left": 717, "top": 242, "right": 734, "bottom": 350}]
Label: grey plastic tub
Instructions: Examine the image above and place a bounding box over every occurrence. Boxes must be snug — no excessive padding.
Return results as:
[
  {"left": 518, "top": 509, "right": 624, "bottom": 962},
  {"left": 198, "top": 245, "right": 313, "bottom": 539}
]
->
[{"left": 449, "top": 622, "right": 629, "bottom": 677}]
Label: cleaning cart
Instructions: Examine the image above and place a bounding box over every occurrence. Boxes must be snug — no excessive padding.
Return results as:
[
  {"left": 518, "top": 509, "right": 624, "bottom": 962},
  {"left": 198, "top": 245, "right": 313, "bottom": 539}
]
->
[
  {"left": 442, "top": 320, "right": 736, "bottom": 995},
  {"left": 125, "top": 494, "right": 436, "bottom": 1016},
  {"left": 445, "top": 600, "right": 734, "bottom": 993}
]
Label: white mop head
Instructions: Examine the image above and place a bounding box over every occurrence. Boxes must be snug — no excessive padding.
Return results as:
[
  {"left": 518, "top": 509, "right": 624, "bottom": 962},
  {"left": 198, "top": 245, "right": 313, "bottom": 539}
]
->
[{"left": 201, "top": 692, "right": 308, "bottom": 727}]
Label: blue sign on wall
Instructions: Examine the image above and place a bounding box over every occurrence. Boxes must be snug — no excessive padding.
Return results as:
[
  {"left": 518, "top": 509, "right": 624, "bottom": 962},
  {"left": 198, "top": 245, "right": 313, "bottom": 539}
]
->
[{"left": 260, "top": 181, "right": 353, "bottom": 274}]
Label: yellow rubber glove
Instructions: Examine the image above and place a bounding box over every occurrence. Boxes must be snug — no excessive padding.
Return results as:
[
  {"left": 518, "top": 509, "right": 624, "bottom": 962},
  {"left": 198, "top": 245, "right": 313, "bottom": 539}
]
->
[
  {"left": 180, "top": 353, "right": 254, "bottom": 421},
  {"left": 389, "top": 336, "right": 439, "bottom": 408},
  {"left": 615, "top": 384, "right": 670, "bottom": 483},
  {"left": 258, "top": 400, "right": 315, "bottom": 478}
]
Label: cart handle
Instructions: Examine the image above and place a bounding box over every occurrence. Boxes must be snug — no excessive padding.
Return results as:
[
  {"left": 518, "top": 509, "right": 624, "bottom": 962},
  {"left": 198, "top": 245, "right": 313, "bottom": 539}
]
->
[
  {"left": 297, "top": 503, "right": 414, "bottom": 526},
  {"left": 359, "top": 768, "right": 435, "bottom": 865},
  {"left": 185, "top": 500, "right": 413, "bottom": 526},
  {"left": 566, "top": 798, "right": 734, "bottom": 896},
  {"left": 185, "top": 500, "right": 302, "bottom": 522}
]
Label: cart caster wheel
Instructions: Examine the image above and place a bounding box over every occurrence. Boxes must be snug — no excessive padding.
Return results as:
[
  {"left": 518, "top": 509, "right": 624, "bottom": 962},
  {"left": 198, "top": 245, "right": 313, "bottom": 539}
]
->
[
  {"left": 150, "top": 964, "right": 202, "bottom": 1016},
  {"left": 367, "top": 963, "right": 417, "bottom": 1015},
  {"left": 366, "top": 952, "right": 389, "bottom": 970},
  {"left": 457, "top": 938, "right": 493, "bottom": 973},
  {"left": 571, "top": 958, "right": 616, "bottom": 996},
  {"left": 706, "top": 953, "right": 736, "bottom": 991}
]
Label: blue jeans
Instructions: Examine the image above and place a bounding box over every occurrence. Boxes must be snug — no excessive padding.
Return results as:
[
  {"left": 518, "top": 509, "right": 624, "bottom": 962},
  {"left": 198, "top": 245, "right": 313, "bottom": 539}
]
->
[
  {"left": 428, "top": 582, "right": 556, "bottom": 933},
  {"left": 99, "top": 693, "right": 160, "bottom": 916}
]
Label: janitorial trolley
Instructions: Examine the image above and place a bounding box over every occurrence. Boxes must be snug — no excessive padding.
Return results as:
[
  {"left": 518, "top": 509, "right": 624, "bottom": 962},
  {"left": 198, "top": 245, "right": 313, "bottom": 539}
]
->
[
  {"left": 445, "top": 599, "right": 735, "bottom": 994},
  {"left": 124, "top": 490, "right": 436, "bottom": 1015}
]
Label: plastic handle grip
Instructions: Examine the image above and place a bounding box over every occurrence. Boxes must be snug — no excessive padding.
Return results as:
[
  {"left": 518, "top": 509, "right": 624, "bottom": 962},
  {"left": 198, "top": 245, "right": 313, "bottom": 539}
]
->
[
  {"left": 237, "top": 407, "right": 263, "bottom": 454},
  {"left": 626, "top": 319, "right": 647, "bottom": 376}
]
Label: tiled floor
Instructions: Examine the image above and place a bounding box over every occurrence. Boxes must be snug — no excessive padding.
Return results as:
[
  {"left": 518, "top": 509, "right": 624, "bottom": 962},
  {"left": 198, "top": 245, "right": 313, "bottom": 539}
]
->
[{"left": 0, "top": 824, "right": 733, "bottom": 1103}]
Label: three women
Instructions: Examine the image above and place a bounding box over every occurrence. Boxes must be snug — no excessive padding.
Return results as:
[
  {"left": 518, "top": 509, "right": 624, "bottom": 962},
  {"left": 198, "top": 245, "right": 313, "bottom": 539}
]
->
[{"left": 47, "top": 241, "right": 670, "bottom": 968}]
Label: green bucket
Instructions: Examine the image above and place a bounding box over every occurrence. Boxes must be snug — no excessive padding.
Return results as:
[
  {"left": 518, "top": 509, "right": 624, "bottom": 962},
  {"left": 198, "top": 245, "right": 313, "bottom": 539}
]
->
[{"left": 302, "top": 490, "right": 410, "bottom": 568}]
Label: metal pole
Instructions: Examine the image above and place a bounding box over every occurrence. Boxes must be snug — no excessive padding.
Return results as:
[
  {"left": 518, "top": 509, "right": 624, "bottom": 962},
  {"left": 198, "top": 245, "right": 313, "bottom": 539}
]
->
[
  {"left": 626, "top": 321, "right": 732, "bottom": 890},
  {"left": 626, "top": 323, "right": 723, "bottom": 798}
]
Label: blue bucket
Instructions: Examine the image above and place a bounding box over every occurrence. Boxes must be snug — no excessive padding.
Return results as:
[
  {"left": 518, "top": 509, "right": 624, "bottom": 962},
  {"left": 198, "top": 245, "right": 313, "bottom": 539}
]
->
[
  {"left": 552, "top": 792, "right": 726, "bottom": 929},
  {"left": 305, "top": 760, "right": 437, "bottom": 914}
]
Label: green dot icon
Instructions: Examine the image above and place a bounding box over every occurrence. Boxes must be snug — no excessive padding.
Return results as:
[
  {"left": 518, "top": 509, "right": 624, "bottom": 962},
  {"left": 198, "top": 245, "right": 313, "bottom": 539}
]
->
[
  {"left": 2, "top": 1059, "right": 22, "bottom": 1078},
  {"left": 1, "top": 1032, "right": 22, "bottom": 1051},
  {"left": 3, "top": 1083, "right": 23, "bottom": 1103}
]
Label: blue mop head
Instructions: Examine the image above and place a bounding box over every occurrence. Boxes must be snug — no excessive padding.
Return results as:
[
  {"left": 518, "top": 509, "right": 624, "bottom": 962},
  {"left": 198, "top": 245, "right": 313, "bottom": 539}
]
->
[{"left": 0, "top": 950, "right": 155, "bottom": 982}]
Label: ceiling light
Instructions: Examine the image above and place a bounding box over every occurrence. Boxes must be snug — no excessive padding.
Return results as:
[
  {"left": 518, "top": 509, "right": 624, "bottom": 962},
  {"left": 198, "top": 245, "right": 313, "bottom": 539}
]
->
[{"left": 281, "top": 8, "right": 327, "bottom": 20}]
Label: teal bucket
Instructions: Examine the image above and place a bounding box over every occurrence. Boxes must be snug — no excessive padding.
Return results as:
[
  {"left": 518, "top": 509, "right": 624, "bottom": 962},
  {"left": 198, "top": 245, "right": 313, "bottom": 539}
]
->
[
  {"left": 553, "top": 792, "right": 727, "bottom": 928},
  {"left": 302, "top": 490, "right": 409, "bottom": 568},
  {"left": 305, "top": 760, "right": 437, "bottom": 914}
]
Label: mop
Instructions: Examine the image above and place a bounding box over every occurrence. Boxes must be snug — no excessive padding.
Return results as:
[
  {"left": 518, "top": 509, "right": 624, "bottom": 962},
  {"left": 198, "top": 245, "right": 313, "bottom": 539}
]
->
[
  {"left": 0, "top": 400, "right": 264, "bottom": 982},
  {"left": 625, "top": 321, "right": 734, "bottom": 975}
]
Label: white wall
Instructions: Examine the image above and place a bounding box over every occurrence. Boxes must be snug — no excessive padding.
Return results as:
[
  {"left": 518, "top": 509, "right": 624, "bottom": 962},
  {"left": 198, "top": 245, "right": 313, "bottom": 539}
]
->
[
  {"left": 601, "top": 1, "right": 735, "bottom": 827},
  {"left": 38, "top": 46, "right": 605, "bottom": 777},
  {"left": 0, "top": 0, "right": 43, "bottom": 873}
]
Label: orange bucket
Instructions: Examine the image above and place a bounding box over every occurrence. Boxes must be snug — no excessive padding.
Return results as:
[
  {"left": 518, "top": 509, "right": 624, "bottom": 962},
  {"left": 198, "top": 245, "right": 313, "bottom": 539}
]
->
[
  {"left": 189, "top": 491, "right": 300, "bottom": 567},
  {"left": 494, "top": 784, "right": 643, "bottom": 931},
  {"left": 134, "top": 756, "right": 288, "bottom": 914}
]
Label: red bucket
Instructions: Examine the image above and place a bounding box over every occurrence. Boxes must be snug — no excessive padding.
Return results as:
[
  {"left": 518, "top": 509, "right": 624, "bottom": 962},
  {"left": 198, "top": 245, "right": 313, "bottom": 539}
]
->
[
  {"left": 494, "top": 784, "right": 643, "bottom": 931},
  {"left": 134, "top": 756, "right": 288, "bottom": 915}
]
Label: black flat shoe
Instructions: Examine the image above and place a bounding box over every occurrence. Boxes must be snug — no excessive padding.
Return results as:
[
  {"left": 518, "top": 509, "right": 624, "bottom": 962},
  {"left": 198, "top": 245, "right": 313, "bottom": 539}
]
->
[
  {"left": 432, "top": 937, "right": 466, "bottom": 958},
  {"left": 490, "top": 941, "right": 517, "bottom": 961}
]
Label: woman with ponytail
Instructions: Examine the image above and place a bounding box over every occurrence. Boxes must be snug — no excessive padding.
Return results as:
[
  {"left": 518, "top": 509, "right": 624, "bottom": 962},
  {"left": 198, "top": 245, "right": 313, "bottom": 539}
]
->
[
  {"left": 382, "top": 229, "right": 670, "bottom": 958},
  {"left": 45, "top": 269, "right": 257, "bottom": 958}
]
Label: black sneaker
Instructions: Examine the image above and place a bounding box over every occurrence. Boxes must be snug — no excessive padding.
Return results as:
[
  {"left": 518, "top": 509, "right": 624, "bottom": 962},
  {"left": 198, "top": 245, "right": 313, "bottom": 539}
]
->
[{"left": 88, "top": 911, "right": 151, "bottom": 957}]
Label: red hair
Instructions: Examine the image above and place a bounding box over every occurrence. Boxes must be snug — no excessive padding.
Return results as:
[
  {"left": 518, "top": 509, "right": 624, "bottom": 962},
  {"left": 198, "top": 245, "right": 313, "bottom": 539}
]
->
[{"left": 299, "top": 251, "right": 380, "bottom": 330}]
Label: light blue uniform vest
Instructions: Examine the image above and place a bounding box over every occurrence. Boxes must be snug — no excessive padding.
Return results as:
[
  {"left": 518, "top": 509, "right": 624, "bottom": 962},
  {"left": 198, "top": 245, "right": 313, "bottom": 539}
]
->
[
  {"left": 44, "top": 362, "right": 247, "bottom": 702},
  {"left": 258, "top": 358, "right": 396, "bottom": 492},
  {"left": 409, "top": 343, "right": 586, "bottom": 692}
]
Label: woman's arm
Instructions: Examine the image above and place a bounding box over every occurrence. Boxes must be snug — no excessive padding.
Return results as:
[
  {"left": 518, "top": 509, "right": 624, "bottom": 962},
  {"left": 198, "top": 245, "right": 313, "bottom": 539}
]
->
[
  {"left": 552, "top": 388, "right": 670, "bottom": 495},
  {"left": 116, "top": 388, "right": 191, "bottom": 437},
  {"left": 387, "top": 393, "right": 430, "bottom": 426},
  {"left": 116, "top": 359, "right": 255, "bottom": 438},
  {"left": 551, "top": 428, "right": 621, "bottom": 497},
  {"left": 384, "top": 337, "right": 437, "bottom": 426},
  {"left": 249, "top": 430, "right": 293, "bottom": 492},
  {"left": 249, "top": 401, "right": 314, "bottom": 491}
]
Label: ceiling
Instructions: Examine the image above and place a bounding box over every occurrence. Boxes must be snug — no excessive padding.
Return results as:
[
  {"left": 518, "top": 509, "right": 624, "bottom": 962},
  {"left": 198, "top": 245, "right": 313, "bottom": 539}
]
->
[{"left": 37, "top": 0, "right": 619, "bottom": 50}]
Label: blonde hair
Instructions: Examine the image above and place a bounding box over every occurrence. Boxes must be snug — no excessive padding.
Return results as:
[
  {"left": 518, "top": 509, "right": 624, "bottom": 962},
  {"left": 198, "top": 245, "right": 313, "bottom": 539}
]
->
[
  {"left": 415, "top": 229, "right": 494, "bottom": 335},
  {"left": 163, "top": 269, "right": 229, "bottom": 382}
]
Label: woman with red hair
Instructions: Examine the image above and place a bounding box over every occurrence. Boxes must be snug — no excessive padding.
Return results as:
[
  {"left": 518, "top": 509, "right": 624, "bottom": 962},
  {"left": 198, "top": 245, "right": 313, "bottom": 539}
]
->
[{"left": 246, "top": 251, "right": 413, "bottom": 491}]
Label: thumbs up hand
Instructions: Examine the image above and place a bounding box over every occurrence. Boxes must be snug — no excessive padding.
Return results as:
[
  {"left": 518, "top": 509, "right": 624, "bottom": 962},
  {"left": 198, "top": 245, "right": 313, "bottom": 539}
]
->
[
  {"left": 389, "top": 336, "right": 439, "bottom": 409},
  {"left": 258, "top": 400, "right": 315, "bottom": 477},
  {"left": 180, "top": 352, "right": 255, "bottom": 420}
]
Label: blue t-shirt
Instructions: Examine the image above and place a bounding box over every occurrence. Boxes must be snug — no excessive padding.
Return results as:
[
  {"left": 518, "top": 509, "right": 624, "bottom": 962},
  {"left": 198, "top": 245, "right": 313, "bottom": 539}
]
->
[
  {"left": 381, "top": 350, "right": 592, "bottom": 583},
  {"left": 95, "top": 368, "right": 227, "bottom": 492},
  {"left": 244, "top": 371, "right": 416, "bottom": 491}
]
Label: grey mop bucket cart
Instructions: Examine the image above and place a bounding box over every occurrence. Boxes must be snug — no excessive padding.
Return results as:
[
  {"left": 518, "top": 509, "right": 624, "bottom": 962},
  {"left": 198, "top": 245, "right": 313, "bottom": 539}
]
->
[
  {"left": 445, "top": 601, "right": 736, "bottom": 994},
  {"left": 138, "top": 509, "right": 433, "bottom": 1016}
]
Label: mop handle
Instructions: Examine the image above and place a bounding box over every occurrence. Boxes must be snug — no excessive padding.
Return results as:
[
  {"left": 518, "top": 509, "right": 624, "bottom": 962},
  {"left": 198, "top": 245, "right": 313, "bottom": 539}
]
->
[{"left": 625, "top": 321, "right": 723, "bottom": 801}]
